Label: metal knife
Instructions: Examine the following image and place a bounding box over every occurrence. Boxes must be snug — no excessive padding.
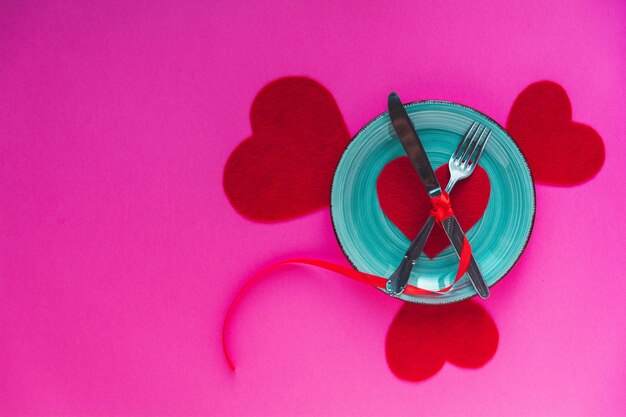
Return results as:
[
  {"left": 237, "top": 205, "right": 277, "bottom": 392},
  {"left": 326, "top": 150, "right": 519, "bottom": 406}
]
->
[{"left": 386, "top": 92, "right": 490, "bottom": 299}]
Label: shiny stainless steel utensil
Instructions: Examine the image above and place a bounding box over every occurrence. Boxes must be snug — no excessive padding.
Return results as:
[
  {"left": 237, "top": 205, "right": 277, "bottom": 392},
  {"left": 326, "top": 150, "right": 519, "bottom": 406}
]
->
[
  {"left": 385, "top": 93, "right": 490, "bottom": 298},
  {"left": 446, "top": 122, "right": 492, "bottom": 194}
]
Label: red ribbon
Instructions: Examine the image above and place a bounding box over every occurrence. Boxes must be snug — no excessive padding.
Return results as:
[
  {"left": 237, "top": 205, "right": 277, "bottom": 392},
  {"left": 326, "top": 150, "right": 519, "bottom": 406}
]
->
[
  {"left": 222, "top": 192, "right": 474, "bottom": 370},
  {"left": 430, "top": 192, "right": 455, "bottom": 223},
  {"left": 222, "top": 258, "right": 462, "bottom": 370}
]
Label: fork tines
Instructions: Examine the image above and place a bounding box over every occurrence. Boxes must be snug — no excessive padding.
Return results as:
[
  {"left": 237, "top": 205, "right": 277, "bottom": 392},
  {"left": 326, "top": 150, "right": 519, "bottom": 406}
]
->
[{"left": 454, "top": 122, "right": 492, "bottom": 167}]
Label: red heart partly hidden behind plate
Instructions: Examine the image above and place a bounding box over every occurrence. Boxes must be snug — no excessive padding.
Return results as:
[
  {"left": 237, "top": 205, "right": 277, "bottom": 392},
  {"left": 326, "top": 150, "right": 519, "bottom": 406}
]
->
[
  {"left": 223, "top": 77, "right": 351, "bottom": 222},
  {"left": 386, "top": 301, "right": 499, "bottom": 382},
  {"left": 506, "top": 80, "right": 604, "bottom": 185},
  {"left": 377, "top": 157, "right": 490, "bottom": 259}
]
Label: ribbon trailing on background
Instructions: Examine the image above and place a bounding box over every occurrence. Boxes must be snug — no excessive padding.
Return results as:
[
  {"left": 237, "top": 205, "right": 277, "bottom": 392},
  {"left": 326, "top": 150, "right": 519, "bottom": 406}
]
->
[{"left": 222, "top": 192, "right": 473, "bottom": 370}]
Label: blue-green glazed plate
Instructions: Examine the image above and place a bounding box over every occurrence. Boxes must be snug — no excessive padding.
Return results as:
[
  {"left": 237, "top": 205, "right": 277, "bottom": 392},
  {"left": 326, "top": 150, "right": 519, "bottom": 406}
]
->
[{"left": 331, "top": 101, "right": 535, "bottom": 304}]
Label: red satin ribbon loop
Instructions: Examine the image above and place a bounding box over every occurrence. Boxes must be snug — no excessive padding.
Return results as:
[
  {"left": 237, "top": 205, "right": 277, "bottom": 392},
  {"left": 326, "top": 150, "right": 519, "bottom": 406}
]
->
[{"left": 455, "top": 236, "right": 472, "bottom": 280}]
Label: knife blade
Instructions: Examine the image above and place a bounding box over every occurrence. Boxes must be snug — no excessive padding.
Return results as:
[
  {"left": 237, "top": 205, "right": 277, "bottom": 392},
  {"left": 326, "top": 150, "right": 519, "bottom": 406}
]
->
[
  {"left": 386, "top": 92, "right": 489, "bottom": 299},
  {"left": 387, "top": 93, "right": 442, "bottom": 197}
]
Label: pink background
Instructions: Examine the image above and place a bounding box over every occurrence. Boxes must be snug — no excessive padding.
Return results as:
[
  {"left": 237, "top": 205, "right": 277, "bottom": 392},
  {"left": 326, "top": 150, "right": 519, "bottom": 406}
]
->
[{"left": 1, "top": 0, "right": 626, "bottom": 415}]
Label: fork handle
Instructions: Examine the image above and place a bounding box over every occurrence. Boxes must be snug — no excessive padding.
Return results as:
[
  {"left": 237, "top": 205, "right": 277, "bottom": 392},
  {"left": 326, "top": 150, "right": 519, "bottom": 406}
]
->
[
  {"left": 445, "top": 176, "right": 459, "bottom": 194},
  {"left": 386, "top": 216, "right": 436, "bottom": 295},
  {"left": 441, "top": 216, "right": 490, "bottom": 298}
]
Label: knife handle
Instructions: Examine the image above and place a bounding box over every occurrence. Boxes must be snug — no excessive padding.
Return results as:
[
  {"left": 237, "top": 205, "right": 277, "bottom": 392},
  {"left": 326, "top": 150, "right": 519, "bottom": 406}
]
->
[
  {"left": 386, "top": 216, "right": 436, "bottom": 295},
  {"left": 441, "top": 216, "right": 490, "bottom": 299}
]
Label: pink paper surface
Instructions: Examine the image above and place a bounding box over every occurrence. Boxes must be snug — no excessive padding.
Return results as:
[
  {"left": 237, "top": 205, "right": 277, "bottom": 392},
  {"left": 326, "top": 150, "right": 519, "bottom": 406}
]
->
[{"left": 1, "top": 0, "right": 626, "bottom": 415}]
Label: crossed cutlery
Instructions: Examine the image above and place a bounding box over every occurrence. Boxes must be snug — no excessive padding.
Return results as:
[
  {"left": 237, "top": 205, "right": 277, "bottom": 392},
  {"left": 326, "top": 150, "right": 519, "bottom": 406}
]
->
[{"left": 386, "top": 93, "right": 491, "bottom": 298}]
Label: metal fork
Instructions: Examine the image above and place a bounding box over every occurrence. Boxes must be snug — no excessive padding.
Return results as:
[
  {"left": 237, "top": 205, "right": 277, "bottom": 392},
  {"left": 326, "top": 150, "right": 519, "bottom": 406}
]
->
[
  {"left": 446, "top": 122, "right": 491, "bottom": 193},
  {"left": 386, "top": 122, "right": 492, "bottom": 296}
]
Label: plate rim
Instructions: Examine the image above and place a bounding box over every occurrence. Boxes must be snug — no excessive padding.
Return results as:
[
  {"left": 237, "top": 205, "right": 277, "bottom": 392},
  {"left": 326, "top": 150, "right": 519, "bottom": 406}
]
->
[{"left": 329, "top": 99, "right": 537, "bottom": 304}]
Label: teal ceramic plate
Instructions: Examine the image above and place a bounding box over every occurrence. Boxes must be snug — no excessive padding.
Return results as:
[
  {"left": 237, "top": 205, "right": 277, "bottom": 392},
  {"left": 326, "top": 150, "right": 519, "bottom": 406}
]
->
[{"left": 331, "top": 101, "right": 535, "bottom": 304}]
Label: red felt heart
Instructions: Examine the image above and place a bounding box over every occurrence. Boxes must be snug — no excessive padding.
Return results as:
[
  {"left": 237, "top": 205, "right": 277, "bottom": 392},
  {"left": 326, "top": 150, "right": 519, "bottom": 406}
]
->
[
  {"left": 386, "top": 301, "right": 498, "bottom": 382},
  {"left": 506, "top": 80, "right": 605, "bottom": 185},
  {"left": 223, "top": 77, "right": 351, "bottom": 222},
  {"left": 377, "top": 157, "right": 490, "bottom": 258}
]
